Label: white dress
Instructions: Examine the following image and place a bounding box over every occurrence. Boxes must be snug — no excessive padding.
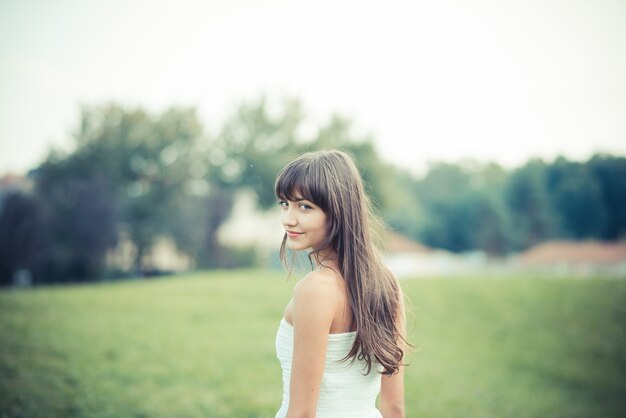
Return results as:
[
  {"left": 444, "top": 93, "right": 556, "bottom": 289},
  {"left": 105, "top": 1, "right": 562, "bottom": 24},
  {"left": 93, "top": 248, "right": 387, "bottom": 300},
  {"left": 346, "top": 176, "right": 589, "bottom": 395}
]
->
[{"left": 275, "top": 318, "right": 383, "bottom": 418}]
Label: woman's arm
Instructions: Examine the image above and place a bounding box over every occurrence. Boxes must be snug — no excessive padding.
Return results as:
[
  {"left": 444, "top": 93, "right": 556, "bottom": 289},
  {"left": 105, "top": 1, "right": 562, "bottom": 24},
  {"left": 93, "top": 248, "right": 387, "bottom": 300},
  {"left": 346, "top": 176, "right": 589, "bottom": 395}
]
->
[
  {"left": 379, "top": 286, "right": 407, "bottom": 418},
  {"left": 286, "top": 272, "right": 337, "bottom": 418}
]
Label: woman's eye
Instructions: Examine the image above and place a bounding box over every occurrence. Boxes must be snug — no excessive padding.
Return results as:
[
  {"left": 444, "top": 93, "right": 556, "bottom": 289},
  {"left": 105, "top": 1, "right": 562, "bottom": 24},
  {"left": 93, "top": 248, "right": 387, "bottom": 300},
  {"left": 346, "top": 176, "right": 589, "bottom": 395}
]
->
[
  {"left": 299, "top": 203, "right": 312, "bottom": 210},
  {"left": 278, "top": 200, "right": 288, "bottom": 208}
]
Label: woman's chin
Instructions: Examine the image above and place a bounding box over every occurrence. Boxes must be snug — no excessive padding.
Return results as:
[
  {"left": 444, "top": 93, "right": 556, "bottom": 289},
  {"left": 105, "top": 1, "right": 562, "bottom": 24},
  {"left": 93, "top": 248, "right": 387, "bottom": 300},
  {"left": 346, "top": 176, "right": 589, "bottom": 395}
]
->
[{"left": 286, "top": 241, "right": 305, "bottom": 251}]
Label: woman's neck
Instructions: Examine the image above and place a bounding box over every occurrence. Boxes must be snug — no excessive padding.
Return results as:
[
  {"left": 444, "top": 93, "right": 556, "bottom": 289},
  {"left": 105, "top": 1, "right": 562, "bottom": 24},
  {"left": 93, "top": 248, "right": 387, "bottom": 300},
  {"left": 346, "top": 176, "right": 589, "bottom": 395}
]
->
[{"left": 312, "top": 250, "right": 339, "bottom": 271}]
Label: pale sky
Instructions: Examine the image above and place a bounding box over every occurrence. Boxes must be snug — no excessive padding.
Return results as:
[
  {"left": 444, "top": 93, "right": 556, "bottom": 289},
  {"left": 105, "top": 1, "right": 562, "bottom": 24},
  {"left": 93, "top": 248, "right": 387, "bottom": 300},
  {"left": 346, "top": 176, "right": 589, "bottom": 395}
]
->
[{"left": 1, "top": 0, "right": 625, "bottom": 176}]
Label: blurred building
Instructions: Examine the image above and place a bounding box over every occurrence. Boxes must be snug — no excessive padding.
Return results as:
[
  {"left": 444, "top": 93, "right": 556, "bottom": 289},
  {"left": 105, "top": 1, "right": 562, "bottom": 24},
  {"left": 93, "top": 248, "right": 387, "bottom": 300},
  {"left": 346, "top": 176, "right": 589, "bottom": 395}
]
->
[
  {"left": 383, "top": 232, "right": 486, "bottom": 278},
  {"left": 217, "top": 189, "right": 284, "bottom": 262},
  {"left": 106, "top": 233, "right": 194, "bottom": 274},
  {"left": 517, "top": 240, "right": 626, "bottom": 277}
]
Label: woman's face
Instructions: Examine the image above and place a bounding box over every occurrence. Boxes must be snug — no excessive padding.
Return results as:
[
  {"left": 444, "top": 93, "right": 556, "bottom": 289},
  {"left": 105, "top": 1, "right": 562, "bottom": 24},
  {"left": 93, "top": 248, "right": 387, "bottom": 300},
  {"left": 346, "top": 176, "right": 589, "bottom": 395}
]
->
[{"left": 279, "top": 196, "right": 328, "bottom": 251}]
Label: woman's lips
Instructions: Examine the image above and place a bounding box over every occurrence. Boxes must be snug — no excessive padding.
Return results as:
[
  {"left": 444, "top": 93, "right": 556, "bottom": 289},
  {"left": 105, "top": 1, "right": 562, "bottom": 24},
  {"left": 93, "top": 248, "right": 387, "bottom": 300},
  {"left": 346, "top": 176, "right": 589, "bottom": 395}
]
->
[{"left": 287, "top": 231, "right": 303, "bottom": 238}]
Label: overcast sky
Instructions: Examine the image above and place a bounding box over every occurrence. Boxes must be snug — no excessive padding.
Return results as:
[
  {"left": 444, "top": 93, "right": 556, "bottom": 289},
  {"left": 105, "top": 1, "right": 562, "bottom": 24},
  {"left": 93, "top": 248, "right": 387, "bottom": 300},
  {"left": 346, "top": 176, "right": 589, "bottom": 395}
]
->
[{"left": 1, "top": 0, "right": 625, "bottom": 176}]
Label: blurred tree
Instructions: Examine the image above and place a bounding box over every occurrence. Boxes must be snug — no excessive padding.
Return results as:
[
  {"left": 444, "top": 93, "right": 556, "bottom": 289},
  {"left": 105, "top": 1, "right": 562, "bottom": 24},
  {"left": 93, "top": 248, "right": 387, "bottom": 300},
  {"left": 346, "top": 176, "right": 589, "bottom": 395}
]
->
[
  {"left": 0, "top": 191, "right": 43, "bottom": 285},
  {"left": 546, "top": 157, "right": 607, "bottom": 239},
  {"left": 588, "top": 155, "right": 626, "bottom": 239},
  {"left": 467, "top": 193, "right": 511, "bottom": 255},
  {"left": 415, "top": 162, "right": 471, "bottom": 204},
  {"left": 504, "top": 160, "right": 560, "bottom": 250},
  {"left": 412, "top": 163, "right": 469, "bottom": 251},
  {"left": 213, "top": 97, "right": 393, "bottom": 210},
  {"left": 475, "top": 162, "right": 517, "bottom": 254},
  {"left": 195, "top": 186, "right": 235, "bottom": 268},
  {"left": 383, "top": 168, "right": 425, "bottom": 243},
  {"left": 211, "top": 97, "right": 302, "bottom": 208},
  {"left": 16, "top": 97, "right": 626, "bottom": 284},
  {"left": 414, "top": 162, "right": 511, "bottom": 254},
  {"left": 34, "top": 170, "right": 117, "bottom": 282},
  {"left": 34, "top": 104, "right": 209, "bottom": 279}
]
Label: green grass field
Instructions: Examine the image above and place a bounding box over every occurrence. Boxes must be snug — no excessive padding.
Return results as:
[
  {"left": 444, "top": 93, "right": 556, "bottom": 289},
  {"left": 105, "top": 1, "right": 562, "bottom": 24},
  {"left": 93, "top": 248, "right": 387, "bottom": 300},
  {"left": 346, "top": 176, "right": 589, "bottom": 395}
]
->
[{"left": 1, "top": 270, "right": 625, "bottom": 418}]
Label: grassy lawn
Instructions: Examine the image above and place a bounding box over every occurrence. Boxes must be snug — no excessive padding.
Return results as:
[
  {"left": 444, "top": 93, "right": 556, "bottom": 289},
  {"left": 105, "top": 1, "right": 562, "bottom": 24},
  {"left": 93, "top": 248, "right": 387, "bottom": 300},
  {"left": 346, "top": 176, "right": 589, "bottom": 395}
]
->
[{"left": 1, "top": 270, "right": 625, "bottom": 418}]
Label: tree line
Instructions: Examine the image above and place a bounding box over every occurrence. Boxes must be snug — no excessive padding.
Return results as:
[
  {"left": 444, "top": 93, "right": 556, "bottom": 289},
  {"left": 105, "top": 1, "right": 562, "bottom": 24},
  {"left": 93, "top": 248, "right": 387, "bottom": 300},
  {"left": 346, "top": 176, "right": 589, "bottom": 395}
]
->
[{"left": 0, "top": 99, "right": 624, "bottom": 285}]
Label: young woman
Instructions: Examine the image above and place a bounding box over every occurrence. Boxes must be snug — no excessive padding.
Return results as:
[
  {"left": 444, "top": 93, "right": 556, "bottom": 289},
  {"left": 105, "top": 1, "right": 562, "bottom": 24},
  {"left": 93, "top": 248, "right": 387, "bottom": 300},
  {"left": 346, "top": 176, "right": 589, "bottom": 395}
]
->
[{"left": 274, "top": 150, "right": 408, "bottom": 418}]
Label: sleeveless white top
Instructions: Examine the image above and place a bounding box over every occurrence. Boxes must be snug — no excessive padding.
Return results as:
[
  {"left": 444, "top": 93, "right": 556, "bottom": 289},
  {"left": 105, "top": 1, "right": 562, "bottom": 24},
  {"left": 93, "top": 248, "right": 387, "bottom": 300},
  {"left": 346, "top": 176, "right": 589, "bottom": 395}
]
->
[{"left": 275, "top": 318, "right": 383, "bottom": 418}]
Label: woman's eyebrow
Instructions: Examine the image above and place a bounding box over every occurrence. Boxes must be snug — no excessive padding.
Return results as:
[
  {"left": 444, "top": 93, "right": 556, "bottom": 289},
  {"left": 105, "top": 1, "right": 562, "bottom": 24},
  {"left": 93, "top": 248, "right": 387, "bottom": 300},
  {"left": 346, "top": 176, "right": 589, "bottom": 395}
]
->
[{"left": 292, "top": 198, "right": 315, "bottom": 205}]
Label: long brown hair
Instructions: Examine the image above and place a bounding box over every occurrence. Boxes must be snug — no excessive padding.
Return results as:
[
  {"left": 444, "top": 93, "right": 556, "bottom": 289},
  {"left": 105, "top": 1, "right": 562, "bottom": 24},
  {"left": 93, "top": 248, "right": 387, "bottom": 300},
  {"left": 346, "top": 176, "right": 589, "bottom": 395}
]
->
[{"left": 275, "top": 149, "right": 408, "bottom": 375}]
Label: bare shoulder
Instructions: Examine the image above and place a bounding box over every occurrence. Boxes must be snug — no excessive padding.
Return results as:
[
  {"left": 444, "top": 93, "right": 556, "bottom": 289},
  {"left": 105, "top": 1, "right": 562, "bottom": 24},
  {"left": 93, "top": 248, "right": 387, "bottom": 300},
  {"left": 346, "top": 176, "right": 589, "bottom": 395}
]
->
[
  {"left": 292, "top": 270, "right": 339, "bottom": 327},
  {"left": 293, "top": 270, "right": 339, "bottom": 302}
]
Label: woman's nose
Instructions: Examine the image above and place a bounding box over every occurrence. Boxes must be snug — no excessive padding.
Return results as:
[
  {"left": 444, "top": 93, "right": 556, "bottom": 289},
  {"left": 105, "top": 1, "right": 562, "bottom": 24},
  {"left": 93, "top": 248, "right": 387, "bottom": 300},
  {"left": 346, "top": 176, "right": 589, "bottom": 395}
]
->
[{"left": 282, "top": 210, "right": 297, "bottom": 227}]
